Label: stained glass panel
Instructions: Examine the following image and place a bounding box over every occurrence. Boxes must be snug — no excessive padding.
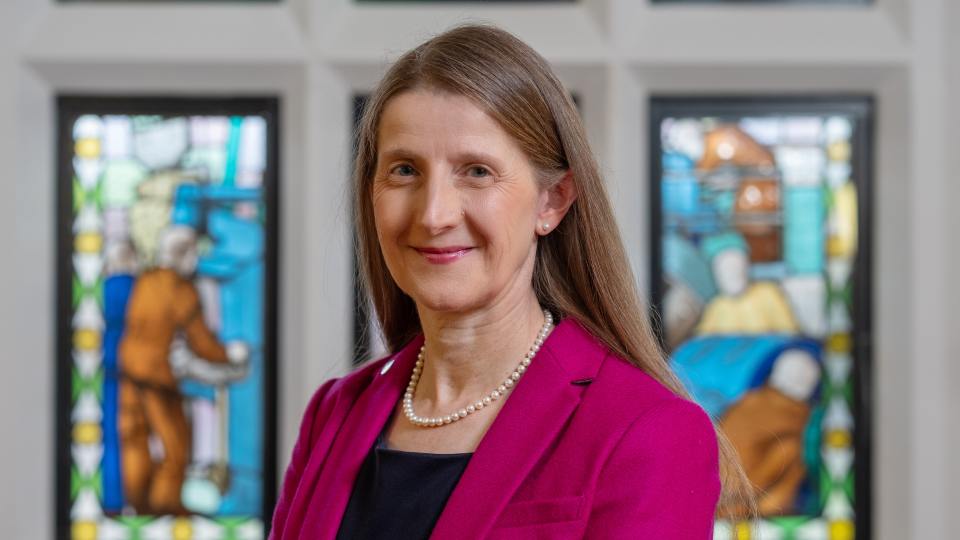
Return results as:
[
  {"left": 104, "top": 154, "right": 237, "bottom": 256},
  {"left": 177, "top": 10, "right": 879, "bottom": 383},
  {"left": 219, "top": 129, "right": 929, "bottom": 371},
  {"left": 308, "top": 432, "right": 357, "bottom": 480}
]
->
[
  {"left": 650, "top": 97, "right": 872, "bottom": 539},
  {"left": 57, "top": 97, "right": 279, "bottom": 540}
]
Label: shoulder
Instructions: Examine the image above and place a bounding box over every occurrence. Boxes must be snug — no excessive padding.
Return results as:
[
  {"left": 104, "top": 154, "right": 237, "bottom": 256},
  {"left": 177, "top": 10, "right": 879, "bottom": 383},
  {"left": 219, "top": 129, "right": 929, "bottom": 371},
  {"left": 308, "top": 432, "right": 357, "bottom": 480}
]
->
[
  {"left": 299, "top": 333, "right": 425, "bottom": 430},
  {"left": 584, "top": 343, "right": 717, "bottom": 459},
  {"left": 749, "top": 281, "right": 786, "bottom": 298},
  {"left": 551, "top": 317, "right": 710, "bottom": 434},
  {"left": 288, "top": 353, "right": 400, "bottom": 457},
  {"left": 132, "top": 268, "right": 167, "bottom": 287},
  {"left": 304, "top": 353, "right": 397, "bottom": 412},
  {"left": 614, "top": 389, "right": 718, "bottom": 464},
  {"left": 590, "top": 354, "right": 719, "bottom": 495},
  {"left": 593, "top": 348, "right": 705, "bottom": 416}
]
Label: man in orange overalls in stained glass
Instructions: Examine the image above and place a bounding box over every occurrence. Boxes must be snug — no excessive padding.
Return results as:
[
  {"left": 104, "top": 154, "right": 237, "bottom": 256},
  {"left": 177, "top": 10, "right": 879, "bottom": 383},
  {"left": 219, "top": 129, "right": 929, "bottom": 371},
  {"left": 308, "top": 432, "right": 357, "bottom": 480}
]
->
[{"left": 118, "top": 225, "right": 248, "bottom": 515}]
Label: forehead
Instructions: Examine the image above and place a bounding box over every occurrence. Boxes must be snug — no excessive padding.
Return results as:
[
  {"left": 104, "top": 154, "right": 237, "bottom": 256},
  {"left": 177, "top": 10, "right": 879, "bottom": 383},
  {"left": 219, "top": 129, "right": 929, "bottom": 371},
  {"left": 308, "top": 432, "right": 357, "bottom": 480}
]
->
[{"left": 376, "top": 90, "right": 518, "bottom": 154}]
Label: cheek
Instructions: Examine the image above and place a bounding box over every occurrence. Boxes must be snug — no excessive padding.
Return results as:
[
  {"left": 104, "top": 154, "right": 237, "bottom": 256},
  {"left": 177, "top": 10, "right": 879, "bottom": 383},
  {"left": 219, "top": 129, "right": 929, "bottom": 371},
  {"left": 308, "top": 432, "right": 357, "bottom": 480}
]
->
[
  {"left": 469, "top": 189, "right": 538, "bottom": 256},
  {"left": 372, "top": 191, "right": 405, "bottom": 242},
  {"left": 372, "top": 197, "right": 409, "bottom": 283}
]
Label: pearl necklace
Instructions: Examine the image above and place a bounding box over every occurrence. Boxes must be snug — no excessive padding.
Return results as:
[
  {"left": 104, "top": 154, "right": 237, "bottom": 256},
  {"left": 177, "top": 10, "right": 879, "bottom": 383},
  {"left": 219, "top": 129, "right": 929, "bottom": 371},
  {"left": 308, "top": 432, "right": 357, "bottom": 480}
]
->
[{"left": 403, "top": 310, "right": 554, "bottom": 428}]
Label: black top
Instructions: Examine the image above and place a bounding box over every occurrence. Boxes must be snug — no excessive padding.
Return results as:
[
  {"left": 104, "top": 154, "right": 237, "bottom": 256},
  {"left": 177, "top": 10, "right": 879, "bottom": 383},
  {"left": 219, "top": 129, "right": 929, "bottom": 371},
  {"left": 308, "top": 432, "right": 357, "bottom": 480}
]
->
[{"left": 335, "top": 425, "right": 474, "bottom": 540}]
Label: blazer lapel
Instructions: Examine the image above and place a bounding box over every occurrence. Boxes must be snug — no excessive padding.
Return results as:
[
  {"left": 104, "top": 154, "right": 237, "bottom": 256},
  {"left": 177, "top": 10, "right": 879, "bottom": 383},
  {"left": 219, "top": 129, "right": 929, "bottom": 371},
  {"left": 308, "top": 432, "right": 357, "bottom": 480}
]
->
[
  {"left": 430, "top": 318, "right": 606, "bottom": 539},
  {"left": 298, "top": 335, "right": 423, "bottom": 540}
]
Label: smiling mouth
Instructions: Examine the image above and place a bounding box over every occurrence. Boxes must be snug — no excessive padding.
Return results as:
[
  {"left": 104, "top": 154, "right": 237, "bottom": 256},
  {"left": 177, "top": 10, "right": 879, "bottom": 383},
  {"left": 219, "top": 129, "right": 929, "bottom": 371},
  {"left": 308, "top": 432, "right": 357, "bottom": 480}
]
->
[{"left": 413, "top": 246, "right": 474, "bottom": 264}]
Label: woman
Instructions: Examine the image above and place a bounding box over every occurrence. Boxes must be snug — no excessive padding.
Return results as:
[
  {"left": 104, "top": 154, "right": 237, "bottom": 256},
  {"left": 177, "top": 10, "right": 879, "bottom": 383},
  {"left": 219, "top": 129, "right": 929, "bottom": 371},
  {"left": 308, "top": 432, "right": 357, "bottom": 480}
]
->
[{"left": 271, "top": 24, "right": 748, "bottom": 539}]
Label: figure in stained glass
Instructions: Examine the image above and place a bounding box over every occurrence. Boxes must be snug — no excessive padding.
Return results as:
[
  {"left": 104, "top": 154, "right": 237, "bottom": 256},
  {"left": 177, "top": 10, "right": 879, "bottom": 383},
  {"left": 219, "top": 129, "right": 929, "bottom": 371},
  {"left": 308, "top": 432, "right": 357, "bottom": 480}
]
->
[{"left": 117, "top": 225, "right": 249, "bottom": 515}]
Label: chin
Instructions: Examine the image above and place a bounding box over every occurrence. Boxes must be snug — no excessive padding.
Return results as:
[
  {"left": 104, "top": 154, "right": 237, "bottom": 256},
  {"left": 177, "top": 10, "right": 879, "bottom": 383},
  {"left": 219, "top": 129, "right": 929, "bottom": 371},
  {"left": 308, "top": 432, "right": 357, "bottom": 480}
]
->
[
  {"left": 415, "top": 294, "right": 476, "bottom": 314},
  {"left": 406, "top": 283, "right": 488, "bottom": 315},
  {"left": 394, "top": 263, "right": 510, "bottom": 315}
]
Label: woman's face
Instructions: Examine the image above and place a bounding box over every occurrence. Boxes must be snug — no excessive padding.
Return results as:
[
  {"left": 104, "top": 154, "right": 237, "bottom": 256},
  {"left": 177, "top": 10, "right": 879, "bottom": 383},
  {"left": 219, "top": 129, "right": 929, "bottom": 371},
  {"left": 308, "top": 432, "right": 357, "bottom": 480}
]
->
[{"left": 372, "top": 89, "right": 547, "bottom": 315}]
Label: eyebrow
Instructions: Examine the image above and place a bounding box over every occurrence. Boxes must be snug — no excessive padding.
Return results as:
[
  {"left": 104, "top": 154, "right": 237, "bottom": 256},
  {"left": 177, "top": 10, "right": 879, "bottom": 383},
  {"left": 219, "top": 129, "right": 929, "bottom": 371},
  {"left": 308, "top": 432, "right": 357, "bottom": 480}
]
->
[
  {"left": 378, "top": 147, "right": 419, "bottom": 163},
  {"left": 378, "top": 147, "right": 506, "bottom": 169}
]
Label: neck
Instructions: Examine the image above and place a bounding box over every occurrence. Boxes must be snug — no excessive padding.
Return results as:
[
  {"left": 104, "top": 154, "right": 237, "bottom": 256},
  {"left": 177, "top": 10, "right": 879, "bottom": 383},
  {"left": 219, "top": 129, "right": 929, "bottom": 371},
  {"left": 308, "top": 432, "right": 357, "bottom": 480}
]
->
[{"left": 413, "top": 292, "right": 547, "bottom": 412}]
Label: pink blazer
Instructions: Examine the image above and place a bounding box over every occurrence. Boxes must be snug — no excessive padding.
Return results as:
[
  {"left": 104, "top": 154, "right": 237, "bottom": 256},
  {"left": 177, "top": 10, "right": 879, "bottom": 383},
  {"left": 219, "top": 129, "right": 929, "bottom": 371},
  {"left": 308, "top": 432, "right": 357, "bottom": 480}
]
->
[{"left": 270, "top": 318, "right": 721, "bottom": 539}]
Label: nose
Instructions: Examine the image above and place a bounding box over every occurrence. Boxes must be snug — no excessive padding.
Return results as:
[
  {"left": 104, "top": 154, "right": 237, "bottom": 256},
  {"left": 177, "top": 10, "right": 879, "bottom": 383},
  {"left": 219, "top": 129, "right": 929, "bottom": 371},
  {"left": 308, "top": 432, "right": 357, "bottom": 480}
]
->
[{"left": 416, "top": 173, "right": 462, "bottom": 235}]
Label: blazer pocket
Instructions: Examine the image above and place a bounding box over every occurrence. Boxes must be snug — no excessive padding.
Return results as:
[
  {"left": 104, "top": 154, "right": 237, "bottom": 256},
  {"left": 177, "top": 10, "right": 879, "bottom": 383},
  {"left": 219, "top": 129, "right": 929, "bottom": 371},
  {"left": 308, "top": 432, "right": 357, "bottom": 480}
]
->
[{"left": 493, "top": 495, "right": 585, "bottom": 529}]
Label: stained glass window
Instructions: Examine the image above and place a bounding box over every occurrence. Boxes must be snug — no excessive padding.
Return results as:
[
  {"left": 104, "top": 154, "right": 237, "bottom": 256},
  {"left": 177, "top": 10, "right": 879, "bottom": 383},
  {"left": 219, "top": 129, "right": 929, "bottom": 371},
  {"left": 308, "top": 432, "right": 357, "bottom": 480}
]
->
[
  {"left": 650, "top": 97, "right": 872, "bottom": 538},
  {"left": 57, "top": 97, "right": 279, "bottom": 540}
]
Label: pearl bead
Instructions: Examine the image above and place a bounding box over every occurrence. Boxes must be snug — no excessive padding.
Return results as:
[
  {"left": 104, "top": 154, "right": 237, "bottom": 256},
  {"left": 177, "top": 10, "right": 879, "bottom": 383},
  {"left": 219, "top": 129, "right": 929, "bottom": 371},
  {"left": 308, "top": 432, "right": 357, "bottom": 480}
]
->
[
  {"left": 483, "top": 397, "right": 492, "bottom": 405},
  {"left": 467, "top": 405, "right": 476, "bottom": 413},
  {"left": 510, "top": 372, "right": 521, "bottom": 381},
  {"left": 491, "top": 390, "right": 501, "bottom": 399},
  {"left": 504, "top": 379, "right": 514, "bottom": 388}
]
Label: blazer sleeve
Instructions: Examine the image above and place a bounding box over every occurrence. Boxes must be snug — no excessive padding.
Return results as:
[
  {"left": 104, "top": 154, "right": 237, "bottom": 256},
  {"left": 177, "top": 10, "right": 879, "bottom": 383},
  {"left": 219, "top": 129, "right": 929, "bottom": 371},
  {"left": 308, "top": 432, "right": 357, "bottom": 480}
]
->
[
  {"left": 269, "top": 377, "right": 340, "bottom": 539},
  {"left": 585, "top": 398, "right": 721, "bottom": 539}
]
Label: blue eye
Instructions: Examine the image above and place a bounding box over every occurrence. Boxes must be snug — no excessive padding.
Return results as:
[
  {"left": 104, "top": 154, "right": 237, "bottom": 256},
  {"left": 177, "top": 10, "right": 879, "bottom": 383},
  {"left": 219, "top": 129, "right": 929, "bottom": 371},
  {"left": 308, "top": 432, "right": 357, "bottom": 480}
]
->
[
  {"left": 392, "top": 164, "right": 415, "bottom": 176},
  {"left": 467, "top": 166, "right": 490, "bottom": 178}
]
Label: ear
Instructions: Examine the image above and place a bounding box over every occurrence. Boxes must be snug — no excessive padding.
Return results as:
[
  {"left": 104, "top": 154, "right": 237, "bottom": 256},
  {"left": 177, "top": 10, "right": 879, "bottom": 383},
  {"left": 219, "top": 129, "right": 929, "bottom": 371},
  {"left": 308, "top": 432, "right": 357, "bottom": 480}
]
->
[{"left": 536, "top": 170, "right": 578, "bottom": 236}]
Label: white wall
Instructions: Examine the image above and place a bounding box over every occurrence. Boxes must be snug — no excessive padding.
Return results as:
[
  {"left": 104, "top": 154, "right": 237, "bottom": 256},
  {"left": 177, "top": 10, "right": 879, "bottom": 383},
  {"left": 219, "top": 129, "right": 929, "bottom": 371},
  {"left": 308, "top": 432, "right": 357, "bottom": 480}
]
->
[
  {"left": 945, "top": 0, "right": 960, "bottom": 522},
  {"left": 906, "top": 1, "right": 952, "bottom": 537},
  {"left": 1, "top": 0, "right": 955, "bottom": 537},
  {"left": 0, "top": 0, "right": 25, "bottom": 534}
]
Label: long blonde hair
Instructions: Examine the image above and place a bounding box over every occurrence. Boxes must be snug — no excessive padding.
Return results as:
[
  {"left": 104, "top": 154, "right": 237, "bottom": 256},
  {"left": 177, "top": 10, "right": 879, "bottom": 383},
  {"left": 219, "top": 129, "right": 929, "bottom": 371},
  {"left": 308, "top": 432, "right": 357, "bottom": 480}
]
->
[{"left": 354, "top": 23, "right": 754, "bottom": 517}]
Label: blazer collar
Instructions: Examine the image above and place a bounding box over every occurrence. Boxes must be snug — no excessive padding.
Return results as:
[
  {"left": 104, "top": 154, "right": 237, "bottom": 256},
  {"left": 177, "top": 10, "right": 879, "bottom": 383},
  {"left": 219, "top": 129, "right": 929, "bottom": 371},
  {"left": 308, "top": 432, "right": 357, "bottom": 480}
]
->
[{"left": 303, "top": 317, "right": 607, "bottom": 539}]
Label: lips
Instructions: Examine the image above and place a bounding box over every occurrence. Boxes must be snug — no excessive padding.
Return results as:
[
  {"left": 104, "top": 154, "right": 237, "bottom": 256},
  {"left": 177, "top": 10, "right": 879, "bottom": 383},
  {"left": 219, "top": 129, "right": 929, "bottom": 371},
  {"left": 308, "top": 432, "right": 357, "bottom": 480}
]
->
[{"left": 413, "top": 246, "right": 474, "bottom": 264}]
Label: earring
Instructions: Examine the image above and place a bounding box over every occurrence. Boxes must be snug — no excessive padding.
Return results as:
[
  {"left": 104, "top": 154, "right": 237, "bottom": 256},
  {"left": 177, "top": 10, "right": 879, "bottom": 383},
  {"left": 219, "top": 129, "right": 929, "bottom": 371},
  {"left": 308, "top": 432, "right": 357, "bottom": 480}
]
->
[{"left": 541, "top": 223, "right": 550, "bottom": 232}]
